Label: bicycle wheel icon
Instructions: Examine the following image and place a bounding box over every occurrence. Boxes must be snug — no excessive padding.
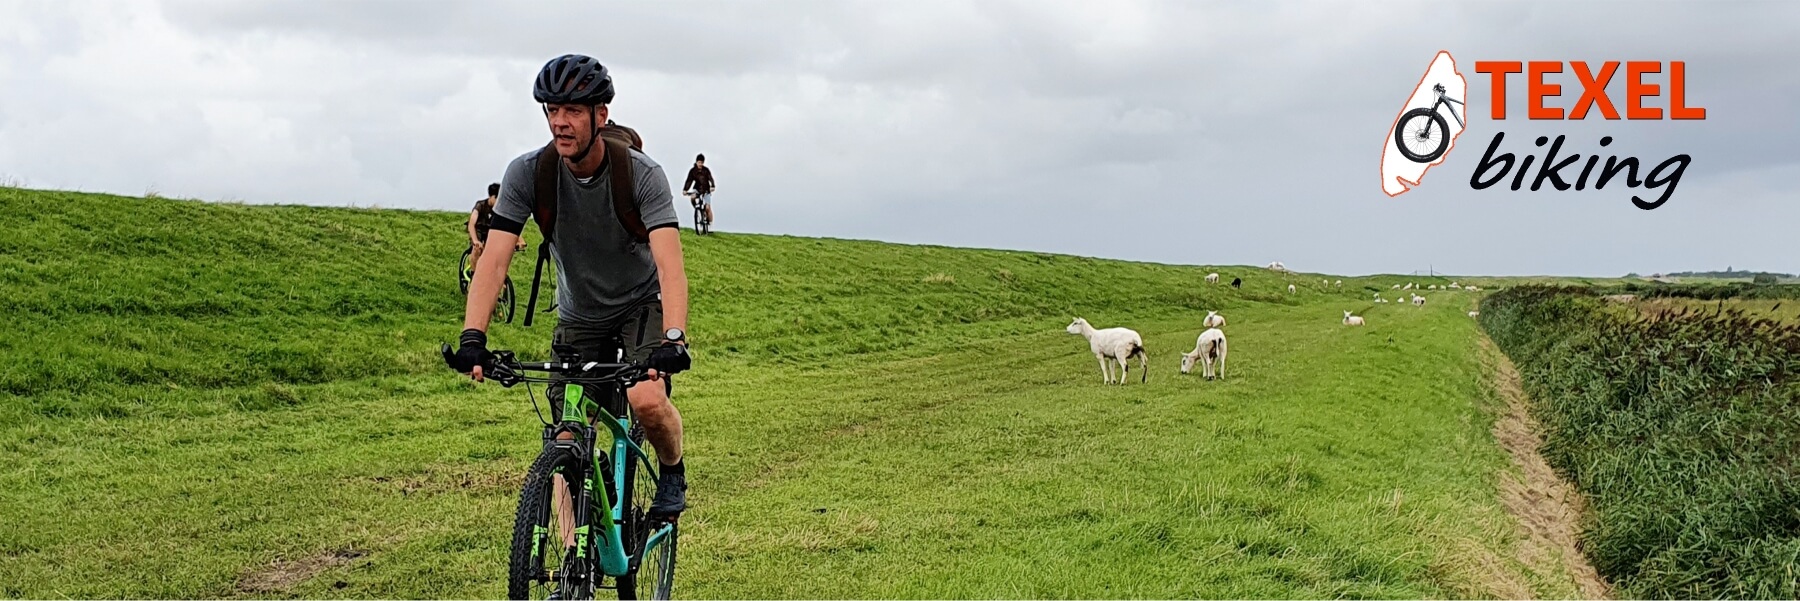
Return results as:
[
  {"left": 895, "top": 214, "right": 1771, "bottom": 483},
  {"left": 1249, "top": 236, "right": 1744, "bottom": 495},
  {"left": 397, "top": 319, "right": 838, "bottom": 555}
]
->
[{"left": 1393, "top": 83, "right": 1463, "bottom": 164}]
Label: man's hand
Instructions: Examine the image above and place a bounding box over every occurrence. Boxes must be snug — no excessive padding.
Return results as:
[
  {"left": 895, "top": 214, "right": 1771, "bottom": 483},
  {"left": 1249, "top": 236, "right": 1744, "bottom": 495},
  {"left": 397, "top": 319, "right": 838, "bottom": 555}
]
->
[
  {"left": 515, "top": 240, "right": 528, "bottom": 252},
  {"left": 472, "top": 240, "right": 485, "bottom": 251},
  {"left": 646, "top": 342, "right": 690, "bottom": 379},
  {"left": 448, "top": 329, "right": 492, "bottom": 381}
]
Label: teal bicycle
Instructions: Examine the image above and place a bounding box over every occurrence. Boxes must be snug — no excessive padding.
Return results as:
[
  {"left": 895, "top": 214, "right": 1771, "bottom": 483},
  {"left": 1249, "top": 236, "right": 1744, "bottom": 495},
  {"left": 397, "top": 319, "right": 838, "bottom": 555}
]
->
[{"left": 441, "top": 344, "right": 678, "bottom": 599}]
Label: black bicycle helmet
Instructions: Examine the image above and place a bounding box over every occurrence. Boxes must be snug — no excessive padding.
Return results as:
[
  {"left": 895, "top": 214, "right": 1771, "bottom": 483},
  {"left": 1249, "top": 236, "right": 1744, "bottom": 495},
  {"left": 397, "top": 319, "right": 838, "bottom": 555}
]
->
[{"left": 533, "top": 54, "right": 614, "bottom": 105}]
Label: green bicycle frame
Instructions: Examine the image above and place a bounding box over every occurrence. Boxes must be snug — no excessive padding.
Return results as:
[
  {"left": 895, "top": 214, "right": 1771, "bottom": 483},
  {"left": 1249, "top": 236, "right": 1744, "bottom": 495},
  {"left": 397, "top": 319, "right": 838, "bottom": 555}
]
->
[{"left": 559, "top": 382, "right": 667, "bottom": 578}]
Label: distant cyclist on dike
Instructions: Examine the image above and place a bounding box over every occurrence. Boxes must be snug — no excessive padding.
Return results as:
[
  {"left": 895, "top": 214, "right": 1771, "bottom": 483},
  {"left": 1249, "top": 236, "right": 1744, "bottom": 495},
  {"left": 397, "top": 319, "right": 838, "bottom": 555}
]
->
[{"left": 449, "top": 54, "right": 693, "bottom": 518}]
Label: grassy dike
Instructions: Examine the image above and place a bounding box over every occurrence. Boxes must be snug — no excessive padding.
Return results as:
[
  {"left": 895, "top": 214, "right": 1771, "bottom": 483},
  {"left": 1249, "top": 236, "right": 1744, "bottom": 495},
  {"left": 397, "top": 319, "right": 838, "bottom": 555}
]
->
[{"left": 0, "top": 189, "right": 1578, "bottom": 598}]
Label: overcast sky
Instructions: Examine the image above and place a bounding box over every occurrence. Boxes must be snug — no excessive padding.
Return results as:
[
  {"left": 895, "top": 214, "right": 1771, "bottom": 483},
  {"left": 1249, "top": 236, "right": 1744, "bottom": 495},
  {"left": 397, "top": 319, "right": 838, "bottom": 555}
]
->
[{"left": 2, "top": 1, "right": 1795, "bottom": 276}]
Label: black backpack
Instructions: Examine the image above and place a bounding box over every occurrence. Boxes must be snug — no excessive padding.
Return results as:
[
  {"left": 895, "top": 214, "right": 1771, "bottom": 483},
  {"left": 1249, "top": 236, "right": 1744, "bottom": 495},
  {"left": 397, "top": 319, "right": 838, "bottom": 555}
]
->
[{"left": 522, "top": 121, "right": 648, "bottom": 326}]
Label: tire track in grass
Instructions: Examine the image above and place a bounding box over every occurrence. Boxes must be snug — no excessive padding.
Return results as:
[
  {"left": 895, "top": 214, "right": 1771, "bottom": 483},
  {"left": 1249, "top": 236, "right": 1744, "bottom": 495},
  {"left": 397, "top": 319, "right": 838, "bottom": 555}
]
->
[{"left": 1477, "top": 335, "right": 1612, "bottom": 599}]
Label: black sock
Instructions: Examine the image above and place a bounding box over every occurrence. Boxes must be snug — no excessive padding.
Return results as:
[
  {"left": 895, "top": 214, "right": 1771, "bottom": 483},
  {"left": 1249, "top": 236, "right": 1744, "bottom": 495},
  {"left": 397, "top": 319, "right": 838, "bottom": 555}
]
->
[{"left": 662, "top": 459, "right": 684, "bottom": 476}]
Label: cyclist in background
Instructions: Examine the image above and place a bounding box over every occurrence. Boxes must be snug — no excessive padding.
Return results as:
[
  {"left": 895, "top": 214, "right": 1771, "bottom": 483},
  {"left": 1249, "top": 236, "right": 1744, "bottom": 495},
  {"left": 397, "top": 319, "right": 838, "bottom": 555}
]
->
[
  {"left": 468, "top": 183, "right": 499, "bottom": 269},
  {"left": 683, "top": 154, "right": 715, "bottom": 226},
  {"left": 468, "top": 183, "right": 525, "bottom": 273}
]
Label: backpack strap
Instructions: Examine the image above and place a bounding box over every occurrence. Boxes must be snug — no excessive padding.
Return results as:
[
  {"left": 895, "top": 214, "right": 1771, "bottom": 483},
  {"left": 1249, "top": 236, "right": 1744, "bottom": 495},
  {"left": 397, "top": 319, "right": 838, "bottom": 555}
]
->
[
  {"left": 523, "top": 143, "right": 560, "bottom": 327},
  {"left": 602, "top": 137, "right": 649, "bottom": 243}
]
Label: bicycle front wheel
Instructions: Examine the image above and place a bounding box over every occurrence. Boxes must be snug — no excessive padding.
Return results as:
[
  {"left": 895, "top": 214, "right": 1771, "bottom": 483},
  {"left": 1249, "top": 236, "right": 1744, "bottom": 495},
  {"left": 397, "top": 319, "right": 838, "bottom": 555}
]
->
[
  {"left": 618, "top": 424, "right": 677, "bottom": 600},
  {"left": 509, "top": 448, "right": 591, "bottom": 600},
  {"left": 1394, "top": 107, "right": 1449, "bottom": 163},
  {"left": 495, "top": 277, "right": 517, "bottom": 324},
  {"left": 459, "top": 247, "right": 474, "bottom": 295}
]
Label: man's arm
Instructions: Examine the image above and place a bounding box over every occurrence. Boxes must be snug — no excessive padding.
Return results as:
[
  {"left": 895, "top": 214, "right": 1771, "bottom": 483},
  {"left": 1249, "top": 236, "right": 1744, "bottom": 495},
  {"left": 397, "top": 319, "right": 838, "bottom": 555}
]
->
[
  {"left": 467, "top": 209, "right": 481, "bottom": 245},
  {"left": 682, "top": 168, "right": 695, "bottom": 193},
  {"left": 463, "top": 230, "right": 521, "bottom": 333},
  {"left": 649, "top": 227, "right": 689, "bottom": 338}
]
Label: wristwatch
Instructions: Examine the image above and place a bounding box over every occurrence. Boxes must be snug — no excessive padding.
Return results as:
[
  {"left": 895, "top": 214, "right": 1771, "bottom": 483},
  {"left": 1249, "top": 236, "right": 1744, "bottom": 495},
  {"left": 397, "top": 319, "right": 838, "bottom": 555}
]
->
[{"left": 664, "top": 327, "right": 686, "bottom": 344}]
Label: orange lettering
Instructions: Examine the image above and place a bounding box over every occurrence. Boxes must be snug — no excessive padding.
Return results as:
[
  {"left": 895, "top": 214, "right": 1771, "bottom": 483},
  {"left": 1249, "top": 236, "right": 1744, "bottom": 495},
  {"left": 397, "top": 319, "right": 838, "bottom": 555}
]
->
[
  {"left": 1570, "top": 61, "right": 1620, "bottom": 120},
  {"left": 1670, "top": 61, "right": 1706, "bottom": 119},
  {"left": 1476, "top": 61, "right": 1523, "bottom": 120},
  {"left": 1528, "top": 61, "right": 1564, "bottom": 119},
  {"left": 1626, "top": 61, "right": 1663, "bottom": 120}
]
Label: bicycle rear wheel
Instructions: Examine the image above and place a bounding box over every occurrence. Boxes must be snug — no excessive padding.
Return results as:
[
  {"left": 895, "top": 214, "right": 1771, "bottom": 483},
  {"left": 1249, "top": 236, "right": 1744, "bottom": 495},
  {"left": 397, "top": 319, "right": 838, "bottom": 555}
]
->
[
  {"left": 617, "top": 424, "right": 677, "bottom": 600},
  {"left": 692, "top": 205, "right": 707, "bottom": 235},
  {"left": 509, "top": 448, "right": 591, "bottom": 600}
]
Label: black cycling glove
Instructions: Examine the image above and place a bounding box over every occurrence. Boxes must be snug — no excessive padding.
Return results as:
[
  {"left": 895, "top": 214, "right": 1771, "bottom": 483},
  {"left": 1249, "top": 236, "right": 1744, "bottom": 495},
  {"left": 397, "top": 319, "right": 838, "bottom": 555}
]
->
[
  {"left": 448, "top": 328, "right": 492, "bottom": 374},
  {"left": 647, "top": 342, "right": 691, "bottom": 375}
]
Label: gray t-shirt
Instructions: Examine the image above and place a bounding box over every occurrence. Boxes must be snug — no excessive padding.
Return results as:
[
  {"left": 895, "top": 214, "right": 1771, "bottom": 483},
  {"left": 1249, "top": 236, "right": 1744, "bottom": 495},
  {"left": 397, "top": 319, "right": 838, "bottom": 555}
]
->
[{"left": 495, "top": 147, "right": 679, "bottom": 327}]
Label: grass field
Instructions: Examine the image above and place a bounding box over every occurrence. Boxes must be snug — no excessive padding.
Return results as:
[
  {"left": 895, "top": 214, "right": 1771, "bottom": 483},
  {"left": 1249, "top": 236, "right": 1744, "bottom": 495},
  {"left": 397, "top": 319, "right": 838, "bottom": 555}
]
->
[{"left": 0, "top": 189, "right": 1586, "bottom": 598}]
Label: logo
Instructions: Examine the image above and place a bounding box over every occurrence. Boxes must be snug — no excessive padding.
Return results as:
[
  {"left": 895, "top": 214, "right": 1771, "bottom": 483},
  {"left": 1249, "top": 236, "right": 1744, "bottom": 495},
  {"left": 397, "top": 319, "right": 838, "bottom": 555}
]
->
[
  {"left": 1382, "top": 51, "right": 1468, "bottom": 197},
  {"left": 1382, "top": 55, "right": 1706, "bottom": 209}
]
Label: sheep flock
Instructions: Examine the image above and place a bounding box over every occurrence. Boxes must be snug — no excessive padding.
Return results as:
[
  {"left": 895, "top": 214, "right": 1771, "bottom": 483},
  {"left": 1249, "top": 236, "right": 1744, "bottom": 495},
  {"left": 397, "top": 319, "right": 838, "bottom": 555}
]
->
[{"left": 1066, "top": 266, "right": 1494, "bottom": 385}]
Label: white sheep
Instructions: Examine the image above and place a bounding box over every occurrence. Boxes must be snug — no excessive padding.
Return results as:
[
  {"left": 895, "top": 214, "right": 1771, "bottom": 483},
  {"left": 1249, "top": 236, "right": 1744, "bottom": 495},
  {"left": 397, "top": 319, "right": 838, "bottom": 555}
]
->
[
  {"left": 1412, "top": 295, "right": 1427, "bottom": 307},
  {"left": 1287, "top": 284, "right": 1297, "bottom": 293},
  {"left": 1335, "top": 280, "right": 1342, "bottom": 287},
  {"left": 1428, "top": 285, "right": 1438, "bottom": 290},
  {"left": 1391, "top": 284, "right": 1401, "bottom": 290},
  {"left": 1343, "top": 311, "right": 1365, "bottom": 326},
  {"left": 1066, "top": 318, "right": 1147, "bottom": 385},
  {"left": 1449, "top": 282, "right": 1461, "bottom": 289},
  {"left": 1375, "top": 297, "right": 1388, "bottom": 303},
  {"left": 1403, "top": 283, "right": 1413, "bottom": 290},
  {"left": 1266, "top": 261, "right": 1288, "bottom": 272},
  {"left": 1206, "top": 272, "right": 1220, "bottom": 284},
  {"left": 1203, "top": 310, "right": 1225, "bottom": 328},
  {"left": 1468, "top": 310, "right": 1480, "bottom": 318},
  {"left": 1180, "top": 328, "right": 1228, "bottom": 380}
]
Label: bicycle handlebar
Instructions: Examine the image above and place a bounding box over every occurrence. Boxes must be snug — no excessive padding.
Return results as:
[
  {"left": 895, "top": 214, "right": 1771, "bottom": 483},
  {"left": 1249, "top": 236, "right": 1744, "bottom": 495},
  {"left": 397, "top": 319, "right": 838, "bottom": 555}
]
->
[{"left": 439, "top": 343, "right": 650, "bottom": 388}]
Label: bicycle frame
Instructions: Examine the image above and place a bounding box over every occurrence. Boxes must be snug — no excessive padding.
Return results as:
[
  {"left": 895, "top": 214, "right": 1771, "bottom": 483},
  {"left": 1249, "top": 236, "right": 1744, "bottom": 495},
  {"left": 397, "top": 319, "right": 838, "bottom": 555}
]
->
[
  {"left": 551, "top": 381, "right": 671, "bottom": 578},
  {"left": 1434, "top": 89, "right": 1466, "bottom": 128}
]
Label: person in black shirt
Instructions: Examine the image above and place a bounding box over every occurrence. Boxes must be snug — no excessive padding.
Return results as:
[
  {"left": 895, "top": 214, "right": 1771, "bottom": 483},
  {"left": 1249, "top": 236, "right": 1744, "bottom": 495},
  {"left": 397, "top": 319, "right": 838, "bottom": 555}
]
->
[
  {"left": 682, "top": 154, "right": 715, "bottom": 226},
  {"left": 467, "top": 182, "right": 524, "bottom": 270}
]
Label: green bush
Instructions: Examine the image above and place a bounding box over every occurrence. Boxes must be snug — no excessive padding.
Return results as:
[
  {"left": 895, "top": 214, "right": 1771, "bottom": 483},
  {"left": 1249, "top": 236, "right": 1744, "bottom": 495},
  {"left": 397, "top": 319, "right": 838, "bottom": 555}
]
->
[{"left": 1480, "top": 286, "right": 1800, "bottom": 598}]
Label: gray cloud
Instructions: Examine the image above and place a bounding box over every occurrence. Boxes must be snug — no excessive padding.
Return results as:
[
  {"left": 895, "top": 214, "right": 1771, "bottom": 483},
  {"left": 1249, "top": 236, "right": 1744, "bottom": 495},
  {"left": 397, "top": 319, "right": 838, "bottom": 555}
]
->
[{"left": 2, "top": 0, "right": 1794, "bottom": 277}]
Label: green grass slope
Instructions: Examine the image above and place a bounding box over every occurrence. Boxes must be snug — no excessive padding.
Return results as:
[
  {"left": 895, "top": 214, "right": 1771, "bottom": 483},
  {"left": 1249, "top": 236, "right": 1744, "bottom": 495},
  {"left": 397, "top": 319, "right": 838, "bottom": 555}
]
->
[{"left": 0, "top": 189, "right": 1573, "bottom": 598}]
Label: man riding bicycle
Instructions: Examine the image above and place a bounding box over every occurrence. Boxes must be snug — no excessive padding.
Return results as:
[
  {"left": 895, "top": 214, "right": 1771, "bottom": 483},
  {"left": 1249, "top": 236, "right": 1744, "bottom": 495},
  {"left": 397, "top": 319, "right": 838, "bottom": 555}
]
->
[
  {"left": 449, "top": 54, "right": 693, "bottom": 518},
  {"left": 467, "top": 183, "right": 525, "bottom": 272},
  {"left": 682, "top": 154, "right": 714, "bottom": 227}
]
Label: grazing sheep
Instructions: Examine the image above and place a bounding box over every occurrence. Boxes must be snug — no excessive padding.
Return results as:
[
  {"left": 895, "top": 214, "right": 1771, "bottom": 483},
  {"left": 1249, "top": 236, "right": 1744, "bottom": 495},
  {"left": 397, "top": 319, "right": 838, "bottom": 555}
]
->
[
  {"left": 1412, "top": 295, "right": 1427, "bottom": 307},
  {"left": 1335, "top": 280, "right": 1342, "bottom": 287},
  {"left": 1428, "top": 285, "right": 1438, "bottom": 290},
  {"left": 1375, "top": 297, "right": 1388, "bottom": 303},
  {"left": 1206, "top": 272, "right": 1220, "bottom": 284},
  {"left": 1287, "top": 284, "right": 1297, "bottom": 293},
  {"left": 1180, "top": 328, "right": 1228, "bottom": 380},
  {"left": 1343, "top": 311, "right": 1365, "bottom": 326},
  {"left": 1402, "top": 283, "right": 1413, "bottom": 290},
  {"left": 1266, "top": 261, "right": 1288, "bottom": 272},
  {"left": 1391, "top": 284, "right": 1402, "bottom": 289},
  {"left": 1231, "top": 277, "right": 1242, "bottom": 289},
  {"left": 1066, "top": 318, "right": 1148, "bottom": 385},
  {"left": 1449, "top": 282, "right": 1461, "bottom": 289},
  {"left": 1204, "top": 310, "right": 1225, "bottom": 328},
  {"left": 1321, "top": 278, "right": 1329, "bottom": 285},
  {"left": 1468, "top": 311, "right": 1480, "bottom": 318}
]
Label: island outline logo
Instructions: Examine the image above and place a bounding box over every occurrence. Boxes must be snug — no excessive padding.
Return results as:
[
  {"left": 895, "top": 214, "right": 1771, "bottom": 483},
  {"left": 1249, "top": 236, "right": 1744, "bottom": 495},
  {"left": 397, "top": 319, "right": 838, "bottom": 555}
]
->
[{"left": 1381, "top": 50, "right": 1469, "bottom": 197}]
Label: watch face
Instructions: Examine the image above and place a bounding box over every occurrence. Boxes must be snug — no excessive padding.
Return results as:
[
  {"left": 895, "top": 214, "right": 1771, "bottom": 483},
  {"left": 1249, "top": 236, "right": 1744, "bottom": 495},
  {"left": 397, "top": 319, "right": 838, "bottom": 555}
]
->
[{"left": 665, "top": 328, "right": 684, "bottom": 341}]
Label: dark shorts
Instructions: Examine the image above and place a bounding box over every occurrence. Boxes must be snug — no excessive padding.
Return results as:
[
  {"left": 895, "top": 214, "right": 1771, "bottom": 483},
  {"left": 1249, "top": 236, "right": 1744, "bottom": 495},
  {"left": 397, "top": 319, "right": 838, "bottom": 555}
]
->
[
  {"left": 475, "top": 227, "right": 491, "bottom": 243},
  {"left": 544, "top": 294, "right": 668, "bottom": 422}
]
